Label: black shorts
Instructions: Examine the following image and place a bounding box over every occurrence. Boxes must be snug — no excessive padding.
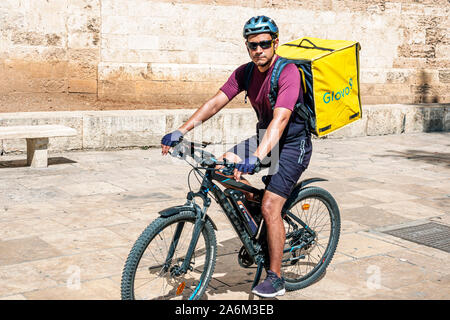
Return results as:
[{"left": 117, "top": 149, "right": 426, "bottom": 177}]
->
[{"left": 228, "top": 132, "right": 312, "bottom": 199}]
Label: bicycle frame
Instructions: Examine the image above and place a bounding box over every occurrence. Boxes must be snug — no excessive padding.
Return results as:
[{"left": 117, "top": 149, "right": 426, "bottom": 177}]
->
[
  {"left": 158, "top": 140, "right": 327, "bottom": 288},
  {"left": 159, "top": 170, "right": 260, "bottom": 269}
]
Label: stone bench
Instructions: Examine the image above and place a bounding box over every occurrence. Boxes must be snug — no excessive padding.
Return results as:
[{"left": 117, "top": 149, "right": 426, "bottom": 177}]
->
[{"left": 0, "top": 125, "right": 77, "bottom": 168}]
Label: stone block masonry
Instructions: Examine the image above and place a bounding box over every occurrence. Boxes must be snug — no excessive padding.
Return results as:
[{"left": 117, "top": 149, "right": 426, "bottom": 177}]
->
[
  {"left": 0, "top": 104, "right": 448, "bottom": 154},
  {"left": 0, "top": 0, "right": 101, "bottom": 96},
  {"left": 0, "top": 0, "right": 449, "bottom": 106}
]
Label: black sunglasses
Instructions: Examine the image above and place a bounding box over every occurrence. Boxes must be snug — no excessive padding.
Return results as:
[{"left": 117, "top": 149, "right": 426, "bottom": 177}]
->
[{"left": 246, "top": 39, "right": 274, "bottom": 50}]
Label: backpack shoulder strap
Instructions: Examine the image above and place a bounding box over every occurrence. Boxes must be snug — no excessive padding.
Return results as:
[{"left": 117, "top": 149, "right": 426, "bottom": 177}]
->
[
  {"left": 269, "top": 57, "right": 316, "bottom": 134},
  {"left": 268, "top": 57, "right": 293, "bottom": 108},
  {"left": 243, "top": 62, "right": 255, "bottom": 104}
]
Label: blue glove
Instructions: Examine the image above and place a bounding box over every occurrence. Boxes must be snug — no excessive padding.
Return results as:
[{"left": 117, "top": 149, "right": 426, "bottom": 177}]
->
[
  {"left": 235, "top": 155, "right": 261, "bottom": 174},
  {"left": 161, "top": 130, "right": 183, "bottom": 147}
]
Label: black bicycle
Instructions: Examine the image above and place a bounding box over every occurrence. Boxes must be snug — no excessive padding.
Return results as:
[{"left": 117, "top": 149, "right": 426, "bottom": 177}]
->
[{"left": 121, "top": 139, "right": 340, "bottom": 300}]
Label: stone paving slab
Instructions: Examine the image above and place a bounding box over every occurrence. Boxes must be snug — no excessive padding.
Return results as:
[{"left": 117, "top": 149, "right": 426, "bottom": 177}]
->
[{"left": 0, "top": 132, "right": 449, "bottom": 300}]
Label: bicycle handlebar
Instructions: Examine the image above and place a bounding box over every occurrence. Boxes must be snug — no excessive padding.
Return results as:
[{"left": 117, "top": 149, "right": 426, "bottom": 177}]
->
[{"left": 169, "top": 138, "right": 236, "bottom": 173}]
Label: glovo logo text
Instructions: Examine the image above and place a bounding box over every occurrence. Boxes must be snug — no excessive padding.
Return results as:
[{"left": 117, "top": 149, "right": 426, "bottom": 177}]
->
[{"left": 323, "top": 78, "right": 353, "bottom": 104}]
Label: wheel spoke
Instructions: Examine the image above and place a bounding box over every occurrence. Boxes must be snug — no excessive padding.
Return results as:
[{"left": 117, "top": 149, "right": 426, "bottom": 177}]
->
[
  {"left": 121, "top": 212, "right": 217, "bottom": 300},
  {"left": 281, "top": 188, "right": 340, "bottom": 289}
]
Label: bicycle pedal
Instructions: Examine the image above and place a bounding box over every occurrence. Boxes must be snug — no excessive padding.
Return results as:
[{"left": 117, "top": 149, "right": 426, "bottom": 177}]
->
[{"left": 238, "top": 246, "right": 254, "bottom": 268}]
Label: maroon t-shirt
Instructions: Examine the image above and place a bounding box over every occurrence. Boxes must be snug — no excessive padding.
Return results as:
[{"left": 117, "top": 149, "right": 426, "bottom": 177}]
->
[{"left": 220, "top": 56, "right": 305, "bottom": 137}]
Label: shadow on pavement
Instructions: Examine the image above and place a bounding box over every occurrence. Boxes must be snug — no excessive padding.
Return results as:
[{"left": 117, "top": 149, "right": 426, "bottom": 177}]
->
[
  {"left": 377, "top": 149, "right": 450, "bottom": 167},
  {"left": 0, "top": 156, "right": 77, "bottom": 168},
  {"left": 205, "top": 236, "right": 326, "bottom": 300}
]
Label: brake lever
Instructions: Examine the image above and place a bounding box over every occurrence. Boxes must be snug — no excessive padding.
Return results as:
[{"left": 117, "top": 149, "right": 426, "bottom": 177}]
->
[
  {"left": 220, "top": 160, "right": 236, "bottom": 176},
  {"left": 221, "top": 168, "right": 234, "bottom": 176},
  {"left": 193, "top": 141, "right": 210, "bottom": 148},
  {"left": 169, "top": 141, "right": 186, "bottom": 159}
]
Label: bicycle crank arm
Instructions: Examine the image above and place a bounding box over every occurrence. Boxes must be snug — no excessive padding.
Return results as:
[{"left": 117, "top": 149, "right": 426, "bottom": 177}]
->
[{"left": 282, "top": 254, "right": 305, "bottom": 263}]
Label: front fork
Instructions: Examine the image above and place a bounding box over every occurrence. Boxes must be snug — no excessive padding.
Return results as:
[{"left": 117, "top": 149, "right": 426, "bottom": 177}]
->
[{"left": 165, "top": 189, "right": 211, "bottom": 276}]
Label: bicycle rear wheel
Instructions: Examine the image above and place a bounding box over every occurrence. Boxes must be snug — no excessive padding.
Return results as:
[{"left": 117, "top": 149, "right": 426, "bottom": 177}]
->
[
  {"left": 282, "top": 186, "right": 340, "bottom": 291},
  {"left": 121, "top": 210, "right": 217, "bottom": 300}
]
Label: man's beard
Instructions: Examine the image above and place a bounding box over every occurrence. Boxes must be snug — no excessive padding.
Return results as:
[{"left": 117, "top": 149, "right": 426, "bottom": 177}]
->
[
  {"left": 252, "top": 53, "right": 274, "bottom": 68},
  {"left": 258, "top": 59, "right": 271, "bottom": 67},
  {"left": 254, "top": 56, "right": 271, "bottom": 67}
]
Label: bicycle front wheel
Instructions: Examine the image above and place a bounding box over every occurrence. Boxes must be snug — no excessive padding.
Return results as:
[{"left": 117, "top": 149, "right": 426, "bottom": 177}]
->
[
  {"left": 121, "top": 210, "right": 217, "bottom": 300},
  {"left": 282, "top": 186, "right": 341, "bottom": 291}
]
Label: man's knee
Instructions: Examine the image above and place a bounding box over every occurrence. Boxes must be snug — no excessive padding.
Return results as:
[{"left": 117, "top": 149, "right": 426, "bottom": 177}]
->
[
  {"left": 261, "top": 202, "right": 275, "bottom": 222},
  {"left": 261, "top": 191, "right": 286, "bottom": 222}
]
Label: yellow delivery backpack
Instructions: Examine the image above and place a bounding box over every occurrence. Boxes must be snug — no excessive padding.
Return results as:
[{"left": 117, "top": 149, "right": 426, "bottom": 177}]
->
[{"left": 262, "top": 37, "right": 362, "bottom": 137}]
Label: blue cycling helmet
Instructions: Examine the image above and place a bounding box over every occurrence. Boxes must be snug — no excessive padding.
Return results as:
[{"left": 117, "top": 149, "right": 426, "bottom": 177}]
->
[{"left": 243, "top": 15, "right": 279, "bottom": 39}]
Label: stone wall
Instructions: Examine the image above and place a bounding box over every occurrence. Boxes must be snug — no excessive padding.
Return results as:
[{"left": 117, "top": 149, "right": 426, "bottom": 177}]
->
[
  {"left": 1, "top": 104, "right": 449, "bottom": 153},
  {"left": 0, "top": 0, "right": 100, "bottom": 96},
  {"left": 0, "top": 0, "right": 449, "bottom": 107}
]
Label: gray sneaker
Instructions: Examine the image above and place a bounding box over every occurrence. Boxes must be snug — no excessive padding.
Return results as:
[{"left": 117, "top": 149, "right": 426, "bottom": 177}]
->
[{"left": 252, "top": 270, "right": 286, "bottom": 298}]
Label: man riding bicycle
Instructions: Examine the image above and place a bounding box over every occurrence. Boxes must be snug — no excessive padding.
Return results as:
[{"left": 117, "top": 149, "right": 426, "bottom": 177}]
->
[{"left": 161, "top": 15, "right": 312, "bottom": 298}]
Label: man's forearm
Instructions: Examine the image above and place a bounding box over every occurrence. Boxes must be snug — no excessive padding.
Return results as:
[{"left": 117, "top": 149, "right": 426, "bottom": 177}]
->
[
  {"left": 178, "top": 101, "right": 216, "bottom": 134},
  {"left": 253, "top": 109, "right": 291, "bottom": 160},
  {"left": 178, "top": 90, "right": 229, "bottom": 134}
]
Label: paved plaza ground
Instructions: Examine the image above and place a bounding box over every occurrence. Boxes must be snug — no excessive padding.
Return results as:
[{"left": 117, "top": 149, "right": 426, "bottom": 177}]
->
[{"left": 0, "top": 132, "right": 449, "bottom": 300}]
